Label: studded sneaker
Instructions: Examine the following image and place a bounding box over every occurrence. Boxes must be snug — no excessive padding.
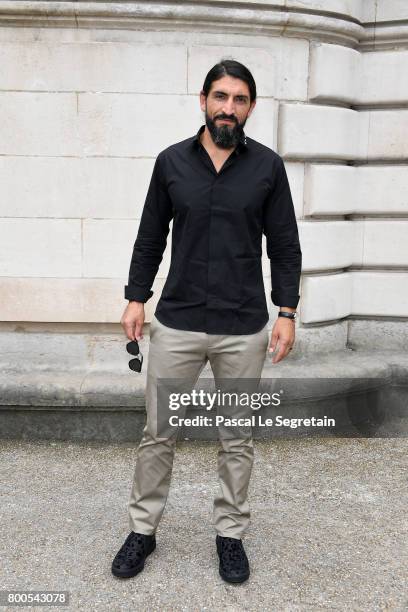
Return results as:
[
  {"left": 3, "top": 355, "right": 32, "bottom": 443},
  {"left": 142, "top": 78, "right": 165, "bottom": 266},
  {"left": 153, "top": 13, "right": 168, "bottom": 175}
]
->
[
  {"left": 216, "top": 535, "right": 250, "bottom": 583},
  {"left": 111, "top": 531, "right": 156, "bottom": 578}
]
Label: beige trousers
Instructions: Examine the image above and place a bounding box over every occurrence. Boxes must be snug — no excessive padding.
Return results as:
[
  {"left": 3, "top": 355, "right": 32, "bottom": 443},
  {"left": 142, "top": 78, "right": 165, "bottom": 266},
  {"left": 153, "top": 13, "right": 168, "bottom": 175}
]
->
[{"left": 128, "top": 313, "right": 269, "bottom": 539}]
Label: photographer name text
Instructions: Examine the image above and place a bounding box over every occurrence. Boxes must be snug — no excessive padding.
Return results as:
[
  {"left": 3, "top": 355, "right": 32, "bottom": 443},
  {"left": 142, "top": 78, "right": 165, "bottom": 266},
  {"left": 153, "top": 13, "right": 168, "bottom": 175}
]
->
[{"left": 167, "top": 415, "right": 335, "bottom": 429}]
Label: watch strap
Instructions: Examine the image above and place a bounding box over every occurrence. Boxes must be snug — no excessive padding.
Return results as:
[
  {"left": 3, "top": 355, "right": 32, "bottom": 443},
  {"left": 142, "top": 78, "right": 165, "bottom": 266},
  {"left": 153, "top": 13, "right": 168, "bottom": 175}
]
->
[{"left": 278, "top": 311, "right": 297, "bottom": 320}]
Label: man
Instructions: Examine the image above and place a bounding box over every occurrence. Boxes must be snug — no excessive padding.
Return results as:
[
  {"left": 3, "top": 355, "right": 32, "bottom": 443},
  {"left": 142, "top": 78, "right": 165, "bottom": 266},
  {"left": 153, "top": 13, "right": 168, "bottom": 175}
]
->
[{"left": 112, "top": 59, "right": 302, "bottom": 583}]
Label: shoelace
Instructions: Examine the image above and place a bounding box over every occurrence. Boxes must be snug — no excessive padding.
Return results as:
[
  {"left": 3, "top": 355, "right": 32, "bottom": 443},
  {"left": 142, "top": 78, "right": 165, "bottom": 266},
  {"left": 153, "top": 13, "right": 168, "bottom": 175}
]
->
[{"left": 117, "top": 533, "right": 147, "bottom": 562}]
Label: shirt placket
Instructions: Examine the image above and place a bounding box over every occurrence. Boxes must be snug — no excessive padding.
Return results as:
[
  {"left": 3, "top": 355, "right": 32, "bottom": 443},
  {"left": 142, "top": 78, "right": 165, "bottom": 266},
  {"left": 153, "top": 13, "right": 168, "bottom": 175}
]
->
[{"left": 198, "top": 144, "right": 239, "bottom": 331}]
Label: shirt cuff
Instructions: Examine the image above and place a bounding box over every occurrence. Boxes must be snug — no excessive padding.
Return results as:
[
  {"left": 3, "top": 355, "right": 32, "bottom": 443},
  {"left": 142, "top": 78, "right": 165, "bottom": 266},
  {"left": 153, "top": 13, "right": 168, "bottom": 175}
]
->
[
  {"left": 271, "top": 291, "right": 300, "bottom": 309},
  {"left": 124, "top": 285, "right": 153, "bottom": 303}
]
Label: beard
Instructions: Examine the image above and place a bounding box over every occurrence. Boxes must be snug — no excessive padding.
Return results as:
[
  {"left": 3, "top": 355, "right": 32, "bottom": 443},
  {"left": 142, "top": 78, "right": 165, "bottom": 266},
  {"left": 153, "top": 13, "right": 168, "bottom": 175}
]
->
[{"left": 205, "top": 109, "right": 247, "bottom": 149}]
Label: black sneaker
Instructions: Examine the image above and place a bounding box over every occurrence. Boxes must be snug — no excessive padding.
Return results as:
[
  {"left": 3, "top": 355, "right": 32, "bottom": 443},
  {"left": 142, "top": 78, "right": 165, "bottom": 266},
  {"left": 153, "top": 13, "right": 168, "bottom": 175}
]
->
[
  {"left": 111, "top": 531, "right": 156, "bottom": 578},
  {"left": 216, "top": 535, "right": 250, "bottom": 583}
]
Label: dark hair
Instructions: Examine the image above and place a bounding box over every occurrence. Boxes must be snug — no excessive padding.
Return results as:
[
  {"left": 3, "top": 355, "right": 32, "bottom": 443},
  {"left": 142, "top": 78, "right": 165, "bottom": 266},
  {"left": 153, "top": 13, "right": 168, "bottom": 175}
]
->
[{"left": 202, "top": 59, "right": 257, "bottom": 103}]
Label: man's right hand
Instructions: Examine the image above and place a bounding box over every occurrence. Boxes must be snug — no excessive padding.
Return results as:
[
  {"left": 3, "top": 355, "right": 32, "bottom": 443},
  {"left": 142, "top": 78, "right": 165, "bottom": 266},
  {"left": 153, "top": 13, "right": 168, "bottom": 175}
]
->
[{"left": 121, "top": 301, "right": 145, "bottom": 341}]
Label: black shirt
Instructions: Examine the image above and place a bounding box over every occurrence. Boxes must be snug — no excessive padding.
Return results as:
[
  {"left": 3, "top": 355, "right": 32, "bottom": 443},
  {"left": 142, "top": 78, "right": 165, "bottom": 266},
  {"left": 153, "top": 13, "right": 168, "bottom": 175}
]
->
[{"left": 125, "top": 124, "right": 302, "bottom": 334}]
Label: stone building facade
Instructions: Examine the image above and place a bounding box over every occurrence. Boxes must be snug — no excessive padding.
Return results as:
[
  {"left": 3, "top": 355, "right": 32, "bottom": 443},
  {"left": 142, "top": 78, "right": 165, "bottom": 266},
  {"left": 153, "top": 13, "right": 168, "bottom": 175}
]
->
[{"left": 0, "top": 0, "right": 407, "bottom": 386}]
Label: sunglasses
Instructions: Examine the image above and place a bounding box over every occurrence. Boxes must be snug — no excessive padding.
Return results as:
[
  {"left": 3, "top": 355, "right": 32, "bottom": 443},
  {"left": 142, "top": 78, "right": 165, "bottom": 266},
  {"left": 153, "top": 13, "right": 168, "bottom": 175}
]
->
[{"left": 126, "top": 340, "right": 144, "bottom": 373}]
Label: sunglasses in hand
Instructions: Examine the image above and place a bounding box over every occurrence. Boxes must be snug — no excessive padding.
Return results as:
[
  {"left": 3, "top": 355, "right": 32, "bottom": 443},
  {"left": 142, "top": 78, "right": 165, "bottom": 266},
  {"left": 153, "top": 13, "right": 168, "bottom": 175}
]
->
[{"left": 126, "top": 340, "right": 144, "bottom": 373}]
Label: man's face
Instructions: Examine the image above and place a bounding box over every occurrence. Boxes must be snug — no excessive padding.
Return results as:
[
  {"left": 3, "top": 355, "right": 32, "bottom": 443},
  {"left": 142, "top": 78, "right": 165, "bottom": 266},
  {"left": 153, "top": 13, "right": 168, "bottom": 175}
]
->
[{"left": 200, "top": 75, "right": 256, "bottom": 149}]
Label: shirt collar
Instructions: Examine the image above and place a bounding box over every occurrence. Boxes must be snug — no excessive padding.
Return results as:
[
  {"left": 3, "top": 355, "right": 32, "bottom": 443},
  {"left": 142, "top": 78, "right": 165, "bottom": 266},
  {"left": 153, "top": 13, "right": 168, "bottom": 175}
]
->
[{"left": 193, "top": 124, "right": 248, "bottom": 155}]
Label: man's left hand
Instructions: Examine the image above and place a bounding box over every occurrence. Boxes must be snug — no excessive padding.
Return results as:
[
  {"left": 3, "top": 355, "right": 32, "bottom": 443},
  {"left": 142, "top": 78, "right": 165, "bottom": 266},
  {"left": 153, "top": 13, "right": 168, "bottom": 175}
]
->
[{"left": 268, "top": 317, "right": 295, "bottom": 364}]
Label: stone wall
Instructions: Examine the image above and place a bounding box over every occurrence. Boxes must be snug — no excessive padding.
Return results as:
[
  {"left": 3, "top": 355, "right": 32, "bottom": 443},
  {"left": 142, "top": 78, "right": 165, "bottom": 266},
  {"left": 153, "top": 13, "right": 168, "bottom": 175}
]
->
[{"left": 0, "top": 0, "right": 407, "bottom": 368}]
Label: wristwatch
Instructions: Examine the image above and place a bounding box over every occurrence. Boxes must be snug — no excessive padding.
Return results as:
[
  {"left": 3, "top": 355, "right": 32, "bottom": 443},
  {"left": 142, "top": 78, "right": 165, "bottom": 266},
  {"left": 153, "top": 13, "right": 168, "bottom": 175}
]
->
[{"left": 278, "top": 311, "right": 297, "bottom": 320}]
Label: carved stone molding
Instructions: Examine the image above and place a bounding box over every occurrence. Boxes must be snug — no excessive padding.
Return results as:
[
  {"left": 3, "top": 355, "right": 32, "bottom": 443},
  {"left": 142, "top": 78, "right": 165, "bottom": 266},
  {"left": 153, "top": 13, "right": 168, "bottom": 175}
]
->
[
  {"left": 0, "top": 1, "right": 365, "bottom": 47},
  {"left": 1, "top": 1, "right": 406, "bottom": 49}
]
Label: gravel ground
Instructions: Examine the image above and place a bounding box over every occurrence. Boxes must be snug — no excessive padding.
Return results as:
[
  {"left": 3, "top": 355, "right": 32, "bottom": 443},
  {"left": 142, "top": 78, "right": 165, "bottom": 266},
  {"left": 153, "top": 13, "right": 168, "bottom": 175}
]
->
[{"left": 0, "top": 437, "right": 407, "bottom": 611}]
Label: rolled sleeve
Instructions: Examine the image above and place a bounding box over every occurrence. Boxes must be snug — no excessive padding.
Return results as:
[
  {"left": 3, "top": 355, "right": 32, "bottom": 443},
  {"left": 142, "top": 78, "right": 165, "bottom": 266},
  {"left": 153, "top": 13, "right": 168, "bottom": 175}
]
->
[
  {"left": 263, "top": 157, "right": 302, "bottom": 309},
  {"left": 124, "top": 153, "right": 173, "bottom": 303}
]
